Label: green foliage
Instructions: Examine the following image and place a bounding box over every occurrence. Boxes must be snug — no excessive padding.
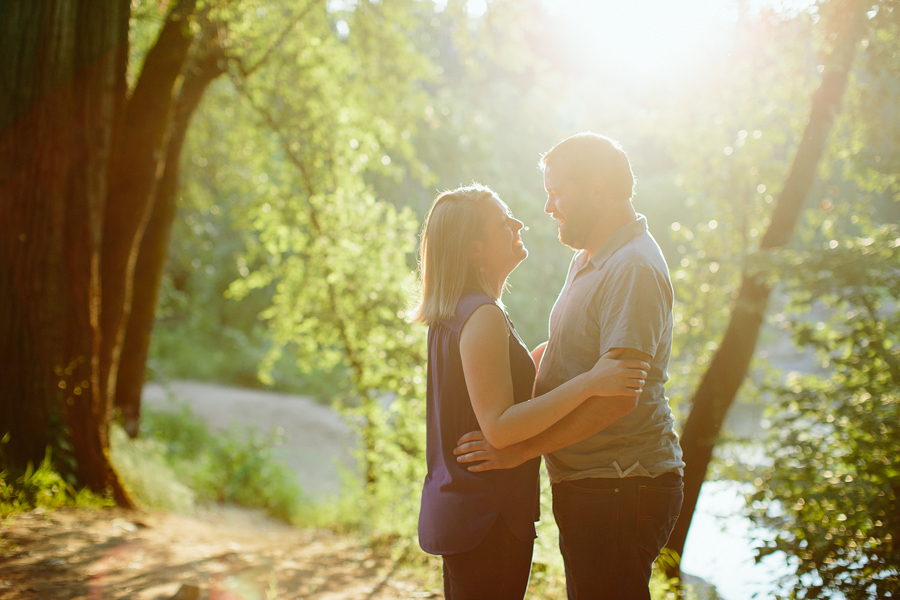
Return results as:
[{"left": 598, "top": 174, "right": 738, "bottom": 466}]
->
[
  {"left": 0, "top": 434, "right": 113, "bottom": 518},
  {"left": 659, "top": 6, "right": 822, "bottom": 421},
  {"left": 527, "top": 473, "right": 567, "bottom": 599},
  {"left": 147, "top": 403, "right": 309, "bottom": 524},
  {"left": 150, "top": 0, "right": 435, "bottom": 400},
  {"left": 109, "top": 424, "right": 197, "bottom": 513},
  {"left": 833, "top": 0, "right": 900, "bottom": 203},
  {"left": 748, "top": 227, "right": 900, "bottom": 599},
  {"left": 190, "top": 0, "right": 439, "bottom": 535},
  {"left": 148, "top": 170, "right": 336, "bottom": 395},
  {"left": 111, "top": 403, "right": 311, "bottom": 525}
]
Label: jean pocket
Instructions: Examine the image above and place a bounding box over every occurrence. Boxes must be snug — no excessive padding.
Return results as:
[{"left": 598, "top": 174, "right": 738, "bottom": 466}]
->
[{"left": 636, "top": 481, "right": 683, "bottom": 560}]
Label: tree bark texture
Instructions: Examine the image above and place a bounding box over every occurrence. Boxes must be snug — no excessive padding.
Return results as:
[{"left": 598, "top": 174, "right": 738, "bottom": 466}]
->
[
  {"left": 116, "top": 37, "right": 226, "bottom": 437},
  {"left": 0, "top": 0, "right": 133, "bottom": 504},
  {"left": 100, "top": 0, "right": 198, "bottom": 415},
  {"left": 665, "top": 0, "right": 868, "bottom": 573}
]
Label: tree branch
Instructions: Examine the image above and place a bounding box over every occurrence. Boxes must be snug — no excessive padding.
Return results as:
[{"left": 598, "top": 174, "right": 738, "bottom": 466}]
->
[{"left": 238, "top": 2, "right": 316, "bottom": 79}]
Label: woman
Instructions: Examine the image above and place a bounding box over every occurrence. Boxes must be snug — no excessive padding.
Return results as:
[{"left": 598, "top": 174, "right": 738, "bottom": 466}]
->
[{"left": 411, "top": 184, "right": 649, "bottom": 599}]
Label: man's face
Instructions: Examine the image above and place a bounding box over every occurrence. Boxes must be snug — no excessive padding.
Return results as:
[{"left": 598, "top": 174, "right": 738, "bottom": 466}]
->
[{"left": 543, "top": 164, "right": 600, "bottom": 250}]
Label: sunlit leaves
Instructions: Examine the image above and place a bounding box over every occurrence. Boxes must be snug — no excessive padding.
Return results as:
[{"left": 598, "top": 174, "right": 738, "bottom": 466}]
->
[
  {"left": 140, "top": 0, "right": 440, "bottom": 528},
  {"left": 183, "top": 0, "right": 438, "bottom": 534},
  {"left": 656, "top": 8, "right": 825, "bottom": 417},
  {"left": 748, "top": 226, "right": 900, "bottom": 599},
  {"left": 829, "top": 1, "right": 900, "bottom": 203}
]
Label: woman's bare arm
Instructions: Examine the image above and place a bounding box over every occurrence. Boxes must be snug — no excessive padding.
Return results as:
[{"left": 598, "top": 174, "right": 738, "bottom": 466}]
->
[
  {"left": 460, "top": 305, "right": 647, "bottom": 450},
  {"left": 455, "top": 347, "right": 651, "bottom": 469}
]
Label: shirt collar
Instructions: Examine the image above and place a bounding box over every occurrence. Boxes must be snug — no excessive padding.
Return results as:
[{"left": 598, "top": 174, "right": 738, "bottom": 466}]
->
[{"left": 576, "top": 214, "right": 648, "bottom": 274}]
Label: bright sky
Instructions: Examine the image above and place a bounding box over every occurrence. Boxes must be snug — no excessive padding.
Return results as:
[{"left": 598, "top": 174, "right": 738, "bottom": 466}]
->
[
  {"left": 357, "top": 0, "right": 817, "bottom": 90},
  {"left": 465, "top": 0, "right": 819, "bottom": 89},
  {"left": 546, "top": 0, "right": 737, "bottom": 86}
]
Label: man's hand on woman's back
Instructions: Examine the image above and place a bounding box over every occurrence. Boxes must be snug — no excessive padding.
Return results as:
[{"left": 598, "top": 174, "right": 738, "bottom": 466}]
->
[{"left": 454, "top": 430, "right": 526, "bottom": 472}]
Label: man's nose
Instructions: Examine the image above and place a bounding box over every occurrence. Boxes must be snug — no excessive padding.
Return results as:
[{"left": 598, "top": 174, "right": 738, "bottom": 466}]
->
[{"left": 544, "top": 197, "right": 554, "bottom": 214}]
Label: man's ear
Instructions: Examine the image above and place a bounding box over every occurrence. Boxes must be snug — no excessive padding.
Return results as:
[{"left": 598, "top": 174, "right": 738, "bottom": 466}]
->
[{"left": 589, "top": 174, "right": 608, "bottom": 201}]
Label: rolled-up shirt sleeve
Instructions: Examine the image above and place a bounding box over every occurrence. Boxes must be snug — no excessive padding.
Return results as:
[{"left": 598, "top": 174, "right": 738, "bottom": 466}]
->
[{"left": 598, "top": 265, "right": 672, "bottom": 358}]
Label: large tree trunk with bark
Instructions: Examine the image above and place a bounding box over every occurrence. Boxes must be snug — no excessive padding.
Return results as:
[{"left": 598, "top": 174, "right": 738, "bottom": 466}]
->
[
  {"left": 0, "top": 0, "right": 133, "bottom": 504},
  {"left": 99, "top": 0, "right": 199, "bottom": 415},
  {"left": 665, "top": 0, "right": 868, "bottom": 576},
  {"left": 116, "top": 37, "right": 226, "bottom": 437}
]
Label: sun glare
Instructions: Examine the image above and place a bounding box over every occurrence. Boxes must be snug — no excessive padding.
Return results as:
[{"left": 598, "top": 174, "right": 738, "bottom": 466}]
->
[
  {"left": 547, "top": 0, "right": 736, "bottom": 87},
  {"left": 540, "top": 0, "right": 817, "bottom": 92}
]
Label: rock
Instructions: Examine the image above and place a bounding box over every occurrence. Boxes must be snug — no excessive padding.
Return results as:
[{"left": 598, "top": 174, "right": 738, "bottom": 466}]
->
[
  {"left": 111, "top": 518, "right": 138, "bottom": 533},
  {"left": 169, "top": 584, "right": 201, "bottom": 600}
]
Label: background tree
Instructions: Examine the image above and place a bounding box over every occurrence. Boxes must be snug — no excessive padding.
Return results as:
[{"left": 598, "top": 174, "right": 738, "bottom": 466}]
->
[
  {"left": 745, "top": 3, "right": 900, "bottom": 594},
  {"left": 108, "top": 2, "right": 228, "bottom": 437},
  {"left": 664, "top": 0, "right": 870, "bottom": 574},
  {"left": 0, "top": 0, "right": 440, "bottom": 508},
  {"left": 165, "top": 0, "right": 443, "bottom": 531},
  {"left": 104, "top": 0, "right": 212, "bottom": 437},
  {"left": 0, "top": 0, "right": 133, "bottom": 504}
]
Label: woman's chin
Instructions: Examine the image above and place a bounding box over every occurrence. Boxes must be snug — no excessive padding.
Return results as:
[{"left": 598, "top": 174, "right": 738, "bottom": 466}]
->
[{"left": 514, "top": 248, "right": 528, "bottom": 266}]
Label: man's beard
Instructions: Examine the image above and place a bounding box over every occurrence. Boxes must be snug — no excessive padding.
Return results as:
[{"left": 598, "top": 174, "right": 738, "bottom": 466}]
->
[{"left": 558, "top": 219, "right": 590, "bottom": 250}]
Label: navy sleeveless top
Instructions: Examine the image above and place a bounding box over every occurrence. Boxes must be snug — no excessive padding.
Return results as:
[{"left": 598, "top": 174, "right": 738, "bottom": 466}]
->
[{"left": 418, "top": 292, "right": 541, "bottom": 555}]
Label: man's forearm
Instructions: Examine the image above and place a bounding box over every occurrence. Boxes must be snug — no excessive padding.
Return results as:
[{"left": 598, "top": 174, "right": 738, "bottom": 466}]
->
[
  {"left": 513, "top": 346, "right": 647, "bottom": 460},
  {"left": 510, "top": 395, "right": 636, "bottom": 461}
]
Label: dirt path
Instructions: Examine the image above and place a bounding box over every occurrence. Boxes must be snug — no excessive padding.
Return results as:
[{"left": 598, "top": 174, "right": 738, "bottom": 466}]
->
[
  {"left": 0, "top": 506, "right": 439, "bottom": 600},
  {"left": 0, "top": 382, "right": 440, "bottom": 599}
]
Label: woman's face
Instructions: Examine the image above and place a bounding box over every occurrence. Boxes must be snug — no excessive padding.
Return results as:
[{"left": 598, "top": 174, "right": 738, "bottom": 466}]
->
[{"left": 474, "top": 195, "right": 528, "bottom": 283}]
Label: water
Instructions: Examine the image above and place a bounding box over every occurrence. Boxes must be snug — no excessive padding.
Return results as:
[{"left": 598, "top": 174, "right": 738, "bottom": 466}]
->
[{"left": 682, "top": 480, "right": 793, "bottom": 600}]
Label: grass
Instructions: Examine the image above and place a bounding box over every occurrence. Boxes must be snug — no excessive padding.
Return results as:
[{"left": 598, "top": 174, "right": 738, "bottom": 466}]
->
[
  {"left": 0, "top": 433, "right": 114, "bottom": 520},
  {"left": 111, "top": 399, "right": 315, "bottom": 525}
]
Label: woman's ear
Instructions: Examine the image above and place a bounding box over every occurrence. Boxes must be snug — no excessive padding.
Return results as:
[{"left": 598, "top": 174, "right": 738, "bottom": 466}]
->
[{"left": 468, "top": 239, "right": 484, "bottom": 259}]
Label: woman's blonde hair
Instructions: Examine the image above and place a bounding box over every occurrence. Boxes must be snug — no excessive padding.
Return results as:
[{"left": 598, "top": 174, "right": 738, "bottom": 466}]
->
[{"left": 410, "top": 184, "right": 497, "bottom": 326}]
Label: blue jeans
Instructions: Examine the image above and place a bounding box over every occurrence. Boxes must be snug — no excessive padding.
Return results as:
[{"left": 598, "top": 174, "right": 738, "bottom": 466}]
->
[
  {"left": 442, "top": 516, "right": 534, "bottom": 600},
  {"left": 552, "top": 472, "right": 683, "bottom": 600}
]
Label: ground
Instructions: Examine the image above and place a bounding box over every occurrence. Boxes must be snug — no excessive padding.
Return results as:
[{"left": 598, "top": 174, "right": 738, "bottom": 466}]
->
[
  {"left": 0, "top": 506, "right": 440, "bottom": 600},
  {"left": 0, "top": 382, "right": 440, "bottom": 600}
]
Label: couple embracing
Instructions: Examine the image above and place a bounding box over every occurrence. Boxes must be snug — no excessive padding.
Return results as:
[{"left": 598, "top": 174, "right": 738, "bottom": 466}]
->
[{"left": 410, "top": 132, "right": 685, "bottom": 600}]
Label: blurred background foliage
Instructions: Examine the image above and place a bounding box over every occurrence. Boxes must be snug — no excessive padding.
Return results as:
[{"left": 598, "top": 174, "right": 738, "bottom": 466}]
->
[{"left": 108, "top": 0, "right": 899, "bottom": 597}]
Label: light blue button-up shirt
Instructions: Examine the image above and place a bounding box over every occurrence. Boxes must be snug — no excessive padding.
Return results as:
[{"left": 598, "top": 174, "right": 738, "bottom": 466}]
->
[{"left": 536, "top": 215, "right": 685, "bottom": 482}]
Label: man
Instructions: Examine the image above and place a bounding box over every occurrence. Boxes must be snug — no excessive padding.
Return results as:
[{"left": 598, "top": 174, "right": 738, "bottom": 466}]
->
[{"left": 454, "top": 132, "right": 684, "bottom": 599}]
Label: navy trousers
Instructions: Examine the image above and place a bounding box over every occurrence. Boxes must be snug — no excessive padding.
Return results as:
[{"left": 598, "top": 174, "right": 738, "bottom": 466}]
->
[
  {"left": 552, "top": 472, "right": 683, "bottom": 600},
  {"left": 441, "top": 516, "right": 534, "bottom": 600}
]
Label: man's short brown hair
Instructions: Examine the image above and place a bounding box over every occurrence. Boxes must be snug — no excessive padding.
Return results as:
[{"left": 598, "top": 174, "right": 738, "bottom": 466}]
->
[{"left": 540, "top": 132, "right": 635, "bottom": 202}]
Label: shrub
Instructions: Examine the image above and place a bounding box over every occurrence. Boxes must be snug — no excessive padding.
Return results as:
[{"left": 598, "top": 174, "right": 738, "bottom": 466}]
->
[
  {"left": 116, "top": 402, "right": 311, "bottom": 525},
  {"left": 0, "top": 434, "right": 113, "bottom": 518}
]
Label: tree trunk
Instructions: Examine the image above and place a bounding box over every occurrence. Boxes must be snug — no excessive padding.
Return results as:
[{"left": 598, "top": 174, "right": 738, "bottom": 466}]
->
[
  {"left": 116, "top": 40, "right": 226, "bottom": 437},
  {"left": 100, "top": 0, "right": 198, "bottom": 417},
  {"left": 665, "top": 0, "right": 867, "bottom": 576},
  {"left": 0, "top": 0, "right": 133, "bottom": 505}
]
